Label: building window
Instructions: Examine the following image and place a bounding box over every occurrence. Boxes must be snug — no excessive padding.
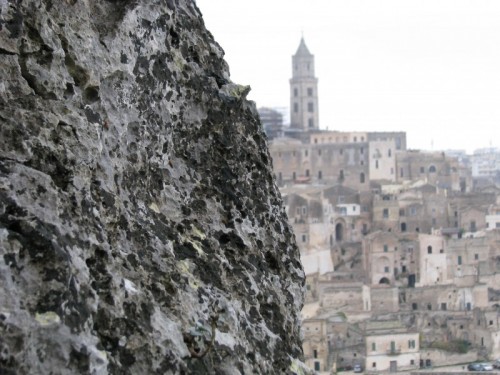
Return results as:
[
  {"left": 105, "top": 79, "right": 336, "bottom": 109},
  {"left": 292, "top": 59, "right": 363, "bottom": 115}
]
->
[
  {"left": 293, "top": 103, "right": 298, "bottom": 113},
  {"left": 441, "top": 303, "right": 447, "bottom": 310},
  {"left": 313, "top": 349, "right": 318, "bottom": 358},
  {"left": 427, "top": 303, "right": 432, "bottom": 310},
  {"left": 429, "top": 165, "right": 436, "bottom": 173},
  {"left": 294, "top": 88, "right": 298, "bottom": 97},
  {"left": 490, "top": 320, "right": 494, "bottom": 325},
  {"left": 318, "top": 149, "right": 321, "bottom": 155},
  {"left": 305, "top": 169, "right": 310, "bottom": 177},
  {"left": 388, "top": 149, "right": 392, "bottom": 157},
  {"left": 360, "top": 172, "right": 365, "bottom": 183},
  {"left": 305, "top": 150, "right": 308, "bottom": 156},
  {"left": 308, "top": 118, "right": 314, "bottom": 128},
  {"left": 371, "top": 343, "right": 376, "bottom": 351},
  {"left": 384, "top": 266, "right": 389, "bottom": 273},
  {"left": 470, "top": 221, "right": 477, "bottom": 232},
  {"left": 340, "top": 149, "right": 344, "bottom": 155},
  {"left": 475, "top": 253, "right": 479, "bottom": 260},
  {"left": 458, "top": 256, "right": 462, "bottom": 265},
  {"left": 400, "top": 167, "right": 404, "bottom": 177},
  {"left": 427, "top": 246, "right": 432, "bottom": 254},
  {"left": 293, "top": 172, "right": 296, "bottom": 180},
  {"left": 318, "top": 171, "right": 322, "bottom": 180},
  {"left": 302, "top": 234, "right": 307, "bottom": 243},
  {"left": 408, "top": 339, "right": 416, "bottom": 348},
  {"left": 375, "top": 160, "right": 379, "bottom": 169},
  {"left": 383, "top": 208, "right": 389, "bottom": 218},
  {"left": 307, "top": 87, "right": 313, "bottom": 96},
  {"left": 302, "top": 207, "right": 307, "bottom": 215},
  {"left": 360, "top": 147, "right": 364, "bottom": 154},
  {"left": 308, "top": 102, "right": 314, "bottom": 112},
  {"left": 412, "top": 302, "right": 418, "bottom": 310},
  {"left": 383, "top": 245, "right": 388, "bottom": 252},
  {"left": 372, "top": 362, "right": 376, "bottom": 368},
  {"left": 420, "top": 166, "right": 425, "bottom": 173}
]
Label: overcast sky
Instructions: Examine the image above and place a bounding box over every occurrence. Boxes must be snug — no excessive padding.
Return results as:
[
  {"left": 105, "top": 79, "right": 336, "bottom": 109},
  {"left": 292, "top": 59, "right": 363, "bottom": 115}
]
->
[{"left": 196, "top": 1, "right": 500, "bottom": 154}]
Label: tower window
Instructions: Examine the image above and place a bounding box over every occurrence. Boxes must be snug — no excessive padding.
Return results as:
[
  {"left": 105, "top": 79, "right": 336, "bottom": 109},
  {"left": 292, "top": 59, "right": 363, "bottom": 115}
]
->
[
  {"left": 308, "top": 102, "right": 314, "bottom": 112},
  {"left": 293, "top": 103, "right": 298, "bottom": 113},
  {"left": 307, "top": 88, "right": 313, "bottom": 96},
  {"left": 294, "top": 88, "right": 298, "bottom": 97},
  {"left": 308, "top": 118, "right": 314, "bottom": 128}
]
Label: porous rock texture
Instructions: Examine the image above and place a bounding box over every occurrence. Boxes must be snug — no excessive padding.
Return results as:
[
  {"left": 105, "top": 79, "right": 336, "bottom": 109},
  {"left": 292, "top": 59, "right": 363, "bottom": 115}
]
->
[{"left": 0, "top": 1, "right": 306, "bottom": 374}]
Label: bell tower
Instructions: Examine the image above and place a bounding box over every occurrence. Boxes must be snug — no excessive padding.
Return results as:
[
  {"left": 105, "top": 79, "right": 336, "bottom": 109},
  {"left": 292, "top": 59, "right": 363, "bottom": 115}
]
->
[{"left": 290, "top": 37, "right": 319, "bottom": 131}]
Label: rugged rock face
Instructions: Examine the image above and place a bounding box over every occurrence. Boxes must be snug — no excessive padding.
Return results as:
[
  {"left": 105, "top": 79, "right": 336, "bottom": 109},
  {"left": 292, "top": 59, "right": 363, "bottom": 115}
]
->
[{"left": 0, "top": 1, "right": 305, "bottom": 374}]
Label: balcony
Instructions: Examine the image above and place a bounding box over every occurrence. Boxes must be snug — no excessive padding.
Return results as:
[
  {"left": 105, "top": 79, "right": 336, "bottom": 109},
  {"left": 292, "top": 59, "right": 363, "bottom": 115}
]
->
[{"left": 387, "top": 348, "right": 401, "bottom": 356}]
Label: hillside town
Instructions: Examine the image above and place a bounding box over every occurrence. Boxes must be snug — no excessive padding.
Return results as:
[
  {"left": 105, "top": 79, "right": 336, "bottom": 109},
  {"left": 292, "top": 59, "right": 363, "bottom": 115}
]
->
[{"left": 261, "top": 38, "right": 500, "bottom": 373}]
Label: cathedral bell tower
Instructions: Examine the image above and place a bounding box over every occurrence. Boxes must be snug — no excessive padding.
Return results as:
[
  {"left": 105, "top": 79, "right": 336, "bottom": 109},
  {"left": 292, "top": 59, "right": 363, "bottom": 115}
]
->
[{"left": 290, "top": 37, "right": 319, "bottom": 131}]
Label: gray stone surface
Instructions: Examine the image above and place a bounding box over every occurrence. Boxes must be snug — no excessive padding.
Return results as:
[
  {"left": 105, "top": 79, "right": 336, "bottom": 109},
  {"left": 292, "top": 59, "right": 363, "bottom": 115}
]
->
[{"left": 0, "top": 1, "right": 305, "bottom": 373}]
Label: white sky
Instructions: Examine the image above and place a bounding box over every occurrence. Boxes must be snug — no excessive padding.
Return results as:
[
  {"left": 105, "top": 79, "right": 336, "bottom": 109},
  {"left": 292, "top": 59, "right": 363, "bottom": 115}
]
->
[{"left": 196, "top": 0, "right": 500, "bottom": 154}]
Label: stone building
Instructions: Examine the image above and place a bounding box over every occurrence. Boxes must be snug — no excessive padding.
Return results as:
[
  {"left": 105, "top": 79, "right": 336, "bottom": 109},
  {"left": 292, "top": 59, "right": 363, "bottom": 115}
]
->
[
  {"left": 417, "top": 233, "right": 448, "bottom": 286},
  {"left": 396, "top": 150, "right": 461, "bottom": 191},
  {"left": 364, "top": 320, "right": 420, "bottom": 373},
  {"left": 302, "top": 318, "right": 329, "bottom": 372},
  {"left": 258, "top": 106, "right": 284, "bottom": 140}
]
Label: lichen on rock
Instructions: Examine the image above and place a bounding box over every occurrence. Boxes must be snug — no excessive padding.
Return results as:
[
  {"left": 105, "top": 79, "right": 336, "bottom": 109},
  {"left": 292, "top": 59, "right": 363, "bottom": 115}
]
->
[{"left": 0, "top": 0, "right": 305, "bottom": 374}]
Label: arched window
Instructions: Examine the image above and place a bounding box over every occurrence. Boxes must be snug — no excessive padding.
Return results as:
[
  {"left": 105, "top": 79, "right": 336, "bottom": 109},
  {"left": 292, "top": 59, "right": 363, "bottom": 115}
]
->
[
  {"left": 335, "top": 223, "right": 343, "bottom": 242},
  {"left": 429, "top": 165, "right": 436, "bottom": 173},
  {"left": 379, "top": 277, "right": 390, "bottom": 285},
  {"left": 427, "top": 246, "right": 432, "bottom": 254}
]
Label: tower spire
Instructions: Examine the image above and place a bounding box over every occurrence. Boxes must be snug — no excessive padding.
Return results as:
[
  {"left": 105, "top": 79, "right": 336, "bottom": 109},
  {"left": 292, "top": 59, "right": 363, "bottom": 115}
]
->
[{"left": 289, "top": 37, "right": 319, "bottom": 131}]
